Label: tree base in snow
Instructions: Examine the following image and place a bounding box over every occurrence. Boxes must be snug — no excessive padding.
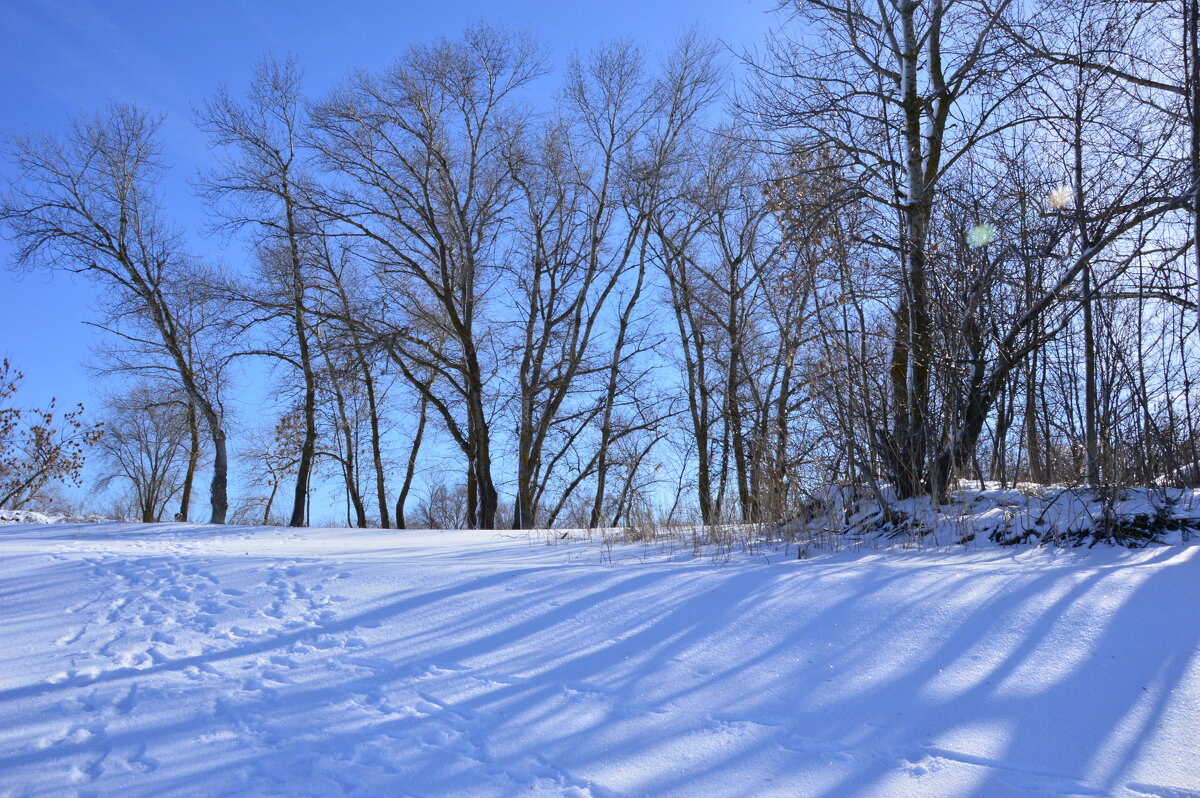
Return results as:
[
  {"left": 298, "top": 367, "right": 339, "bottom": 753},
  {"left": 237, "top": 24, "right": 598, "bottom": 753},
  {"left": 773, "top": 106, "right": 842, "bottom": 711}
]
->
[{"left": 782, "top": 484, "right": 1200, "bottom": 549}]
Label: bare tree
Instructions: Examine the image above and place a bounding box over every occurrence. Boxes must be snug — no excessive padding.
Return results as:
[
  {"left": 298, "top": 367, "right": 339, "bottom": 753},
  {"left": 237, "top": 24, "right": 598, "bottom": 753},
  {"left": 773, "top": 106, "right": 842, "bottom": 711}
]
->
[
  {"left": 0, "top": 104, "right": 232, "bottom": 522},
  {"left": 197, "top": 56, "right": 320, "bottom": 528},
  {"left": 651, "top": 128, "right": 794, "bottom": 522},
  {"left": 308, "top": 229, "right": 397, "bottom": 527},
  {"left": 313, "top": 327, "right": 370, "bottom": 528},
  {"left": 87, "top": 261, "right": 227, "bottom": 521},
  {"left": 752, "top": 0, "right": 1188, "bottom": 501},
  {"left": 95, "top": 384, "right": 190, "bottom": 522},
  {"left": 235, "top": 407, "right": 305, "bottom": 525},
  {"left": 1004, "top": 0, "right": 1195, "bottom": 319},
  {"left": 752, "top": 0, "right": 1032, "bottom": 497},
  {"left": 412, "top": 480, "right": 469, "bottom": 529},
  {"left": 311, "top": 24, "right": 547, "bottom": 529},
  {"left": 501, "top": 37, "right": 698, "bottom": 529}
]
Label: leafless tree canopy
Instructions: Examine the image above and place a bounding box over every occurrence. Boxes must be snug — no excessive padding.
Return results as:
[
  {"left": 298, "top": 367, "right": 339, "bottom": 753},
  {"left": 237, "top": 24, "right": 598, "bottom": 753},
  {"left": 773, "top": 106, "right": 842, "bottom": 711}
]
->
[{"left": 1, "top": 7, "right": 1196, "bottom": 527}]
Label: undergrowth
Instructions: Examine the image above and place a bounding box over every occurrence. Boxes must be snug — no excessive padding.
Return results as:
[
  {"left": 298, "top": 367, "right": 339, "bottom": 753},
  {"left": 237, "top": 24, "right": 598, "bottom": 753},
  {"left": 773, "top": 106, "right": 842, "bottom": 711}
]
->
[{"left": 536, "top": 484, "right": 1200, "bottom": 563}]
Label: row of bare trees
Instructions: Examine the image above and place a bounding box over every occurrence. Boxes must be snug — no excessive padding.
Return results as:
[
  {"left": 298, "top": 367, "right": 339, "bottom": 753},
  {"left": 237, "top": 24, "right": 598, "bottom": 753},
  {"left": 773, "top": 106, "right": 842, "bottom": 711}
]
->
[
  {"left": 753, "top": 0, "right": 1195, "bottom": 501},
  {"left": 1, "top": 2, "right": 1197, "bottom": 527}
]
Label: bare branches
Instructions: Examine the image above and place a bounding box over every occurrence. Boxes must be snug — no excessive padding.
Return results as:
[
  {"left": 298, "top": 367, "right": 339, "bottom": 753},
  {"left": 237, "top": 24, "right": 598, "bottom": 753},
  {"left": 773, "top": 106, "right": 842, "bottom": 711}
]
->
[{"left": 1, "top": 104, "right": 231, "bottom": 522}]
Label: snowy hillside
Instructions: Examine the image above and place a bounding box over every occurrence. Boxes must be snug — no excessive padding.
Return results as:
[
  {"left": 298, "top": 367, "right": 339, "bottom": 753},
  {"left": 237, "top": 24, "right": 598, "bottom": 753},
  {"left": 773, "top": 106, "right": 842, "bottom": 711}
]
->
[{"left": 0, "top": 522, "right": 1197, "bottom": 797}]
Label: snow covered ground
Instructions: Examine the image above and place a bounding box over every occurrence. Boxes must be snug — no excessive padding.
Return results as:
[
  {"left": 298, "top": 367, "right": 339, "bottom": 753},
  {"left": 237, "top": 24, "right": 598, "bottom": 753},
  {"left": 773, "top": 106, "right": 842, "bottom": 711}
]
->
[
  {"left": 0, "top": 522, "right": 1197, "bottom": 797},
  {"left": 789, "top": 483, "right": 1200, "bottom": 548},
  {"left": 0, "top": 509, "right": 114, "bottom": 526}
]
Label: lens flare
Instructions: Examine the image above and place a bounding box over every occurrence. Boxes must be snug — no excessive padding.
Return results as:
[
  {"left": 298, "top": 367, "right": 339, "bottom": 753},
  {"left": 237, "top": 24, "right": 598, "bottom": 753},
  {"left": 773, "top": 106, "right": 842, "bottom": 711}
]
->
[
  {"left": 967, "top": 223, "right": 996, "bottom": 248},
  {"left": 1048, "top": 185, "right": 1074, "bottom": 209}
]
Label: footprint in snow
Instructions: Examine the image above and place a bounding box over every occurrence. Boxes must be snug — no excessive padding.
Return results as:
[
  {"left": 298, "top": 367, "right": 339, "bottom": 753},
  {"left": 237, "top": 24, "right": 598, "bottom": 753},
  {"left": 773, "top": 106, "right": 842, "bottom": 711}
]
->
[
  {"left": 55, "top": 627, "right": 85, "bottom": 647},
  {"left": 114, "top": 684, "right": 138, "bottom": 715},
  {"left": 260, "top": 669, "right": 294, "bottom": 684},
  {"left": 68, "top": 748, "right": 109, "bottom": 785},
  {"left": 125, "top": 743, "right": 159, "bottom": 773}
]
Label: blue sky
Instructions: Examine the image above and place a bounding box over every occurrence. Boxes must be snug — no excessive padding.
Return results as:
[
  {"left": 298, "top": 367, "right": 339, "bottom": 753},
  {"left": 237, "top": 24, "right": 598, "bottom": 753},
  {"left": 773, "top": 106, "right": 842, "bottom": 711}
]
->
[
  {"left": 1, "top": 0, "right": 772, "bottom": 407},
  {"left": 0, "top": 0, "right": 774, "bottom": 517}
]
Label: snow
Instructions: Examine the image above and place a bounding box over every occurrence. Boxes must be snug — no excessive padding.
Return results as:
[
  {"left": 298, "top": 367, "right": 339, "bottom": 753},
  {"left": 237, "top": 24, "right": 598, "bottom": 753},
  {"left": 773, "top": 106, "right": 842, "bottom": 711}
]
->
[
  {"left": 790, "top": 483, "right": 1200, "bottom": 548},
  {"left": 0, "top": 521, "right": 1197, "bottom": 797},
  {"left": 0, "top": 509, "right": 112, "bottom": 526}
]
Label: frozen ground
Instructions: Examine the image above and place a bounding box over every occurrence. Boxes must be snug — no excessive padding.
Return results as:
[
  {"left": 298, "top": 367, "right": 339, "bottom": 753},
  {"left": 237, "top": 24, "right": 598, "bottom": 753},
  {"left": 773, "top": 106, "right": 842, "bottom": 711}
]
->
[{"left": 0, "top": 522, "right": 1197, "bottom": 797}]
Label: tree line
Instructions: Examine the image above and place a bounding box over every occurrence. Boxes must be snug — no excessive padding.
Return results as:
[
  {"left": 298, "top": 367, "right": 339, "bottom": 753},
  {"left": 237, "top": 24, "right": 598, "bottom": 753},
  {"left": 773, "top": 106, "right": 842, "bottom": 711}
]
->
[{"left": 1, "top": 0, "right": 1196, "bottom": 529}]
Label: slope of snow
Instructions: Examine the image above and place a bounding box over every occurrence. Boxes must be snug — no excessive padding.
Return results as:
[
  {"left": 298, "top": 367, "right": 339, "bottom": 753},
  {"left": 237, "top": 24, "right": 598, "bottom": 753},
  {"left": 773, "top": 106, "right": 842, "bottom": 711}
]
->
[{"left": 0, "top": 522, "right": 1197, "bottom": 797}]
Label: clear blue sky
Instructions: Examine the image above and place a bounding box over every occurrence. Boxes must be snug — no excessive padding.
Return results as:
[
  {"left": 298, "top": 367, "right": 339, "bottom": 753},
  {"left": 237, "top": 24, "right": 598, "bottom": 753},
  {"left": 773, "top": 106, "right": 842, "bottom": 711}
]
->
[{"left": 0, "top": 0, "right": 773, "bottom": 409}]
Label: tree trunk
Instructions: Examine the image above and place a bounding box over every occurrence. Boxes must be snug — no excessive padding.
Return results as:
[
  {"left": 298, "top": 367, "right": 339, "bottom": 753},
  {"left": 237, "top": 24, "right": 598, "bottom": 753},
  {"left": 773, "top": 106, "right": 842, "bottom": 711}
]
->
[
  {"left": 285, "top": 187, "right": 318, "bottom": 529},
  {"left": 1024, "top": 353, "right": 1046, "bottom": 483},
  {"left": 514, "top": 364, "right": 536, "bottom": 530},
  {"left": 362, "top": 364, "right": 389, "bottom": 528},
  {"left": 466, "top": 462, "right": 478, "bottom": 530},
  {"left": 288, "top": 361, "right": 317, "bottom": 527},
  {"left": 329, "top": 375, "right": 367, "bottom": 528},
  {"left": 888, "top": 0, "right": 935, "bottom": 499},
  {"left": 209, "top": 426, "right": 228, "bottom": 524},
  {"left": 263, "top": 477, "right": 279, "bottom": 525},
  {"left": 1189, "top": 0, "right": 1200, "bottom": 336},
  {"left": 395, "top": 393, "right": 426, "bottom": 530},
  {"left": 464, "top": 365, "right": 497, "bottom": 528},
  {"left": 178, "top": 399, "right": 199, "bottom": 521},
  {"left": 1082, "top": 263, "right": 1099, "bottom": 484},
  {"left": 591, "top": 259, "right": 647, "bottom": 529}
]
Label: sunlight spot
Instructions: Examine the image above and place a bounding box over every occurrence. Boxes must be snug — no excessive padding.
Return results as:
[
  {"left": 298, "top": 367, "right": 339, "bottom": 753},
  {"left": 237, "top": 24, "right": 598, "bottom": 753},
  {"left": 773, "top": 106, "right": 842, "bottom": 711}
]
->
[
  {"left": 1048, "top": 184, "right": 1074, "bottom": 210},
  {"left": 967, "top": 224, "right": 996, "bottom": 248}
]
